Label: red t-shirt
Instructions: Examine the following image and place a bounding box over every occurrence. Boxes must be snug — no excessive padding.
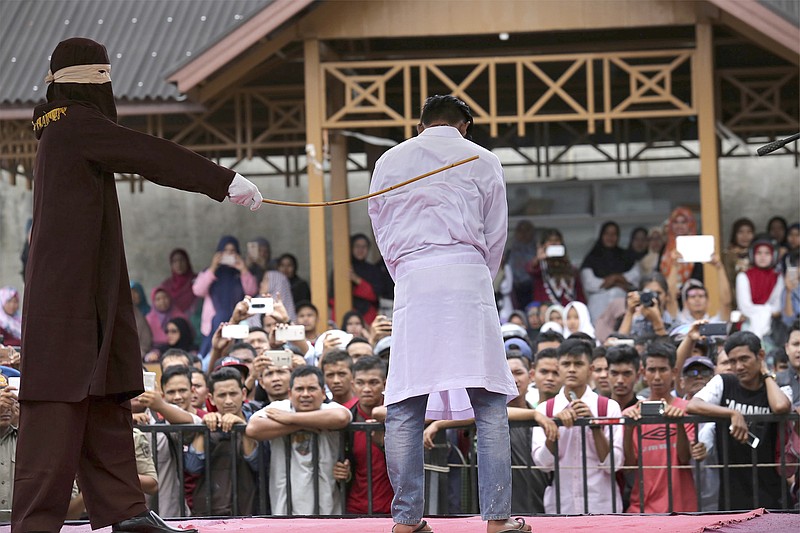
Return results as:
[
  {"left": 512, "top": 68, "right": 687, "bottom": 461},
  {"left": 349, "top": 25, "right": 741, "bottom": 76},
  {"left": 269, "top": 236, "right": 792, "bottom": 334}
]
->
[
  {"left": 346, "top": 403, "right": 394, "bottom": 514},
  {"left": 625, "top": 397, "right": 697, "bottom": 513}
]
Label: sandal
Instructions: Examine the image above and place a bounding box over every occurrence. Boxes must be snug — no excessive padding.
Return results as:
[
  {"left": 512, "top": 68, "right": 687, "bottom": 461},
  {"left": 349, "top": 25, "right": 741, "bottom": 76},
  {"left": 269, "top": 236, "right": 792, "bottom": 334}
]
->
[
  {"left": 392, "top": 520, "right": 433, "bottom": 533},
  {"left": 497, "top": 517, "right": 529, "bottom": 532}
]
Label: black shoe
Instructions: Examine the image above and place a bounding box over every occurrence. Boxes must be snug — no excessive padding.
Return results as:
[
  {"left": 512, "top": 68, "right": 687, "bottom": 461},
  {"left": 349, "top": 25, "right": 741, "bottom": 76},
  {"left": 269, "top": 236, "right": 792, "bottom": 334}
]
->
[{"left": 111, "top": 511, "right": 198, "bottom": 533}]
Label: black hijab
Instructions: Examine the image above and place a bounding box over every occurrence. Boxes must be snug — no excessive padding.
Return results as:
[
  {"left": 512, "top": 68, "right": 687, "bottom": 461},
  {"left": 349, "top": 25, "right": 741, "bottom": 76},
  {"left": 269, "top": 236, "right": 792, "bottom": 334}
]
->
[
  {"left": 350, "top": 234, "right": 383, "bottom": 314},
  {"left": 45, "top": 38, "right": 117, "bottom": 123},
  {"left": 580, "top": 222, "right": 635, "bottom": 278}
]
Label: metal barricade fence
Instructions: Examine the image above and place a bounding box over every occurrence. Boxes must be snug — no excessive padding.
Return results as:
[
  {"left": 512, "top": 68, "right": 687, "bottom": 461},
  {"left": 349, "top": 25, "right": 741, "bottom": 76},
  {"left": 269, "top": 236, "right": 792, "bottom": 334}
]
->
[{"left": 136, "top": 412, "right": 799, "bottom": 518}]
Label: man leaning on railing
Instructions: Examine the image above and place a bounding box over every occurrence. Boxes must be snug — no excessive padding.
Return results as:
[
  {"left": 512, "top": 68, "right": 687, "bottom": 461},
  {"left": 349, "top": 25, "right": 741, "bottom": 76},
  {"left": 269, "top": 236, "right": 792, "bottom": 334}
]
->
[
  {"left": 246, "top": 366, "right": 352, "bottom": 515},
  {"left": 687, "top": 331, "right": 792, "bottom": 510},
  {"left": 185, "top": 367, "right": 261, "bottom": 515}
]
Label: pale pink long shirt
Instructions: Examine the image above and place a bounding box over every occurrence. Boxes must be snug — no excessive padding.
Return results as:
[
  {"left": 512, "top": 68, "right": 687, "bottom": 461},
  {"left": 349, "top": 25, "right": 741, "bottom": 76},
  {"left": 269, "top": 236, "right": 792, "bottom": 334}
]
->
[
  {"left": 368, "top": 126, "right": 517, "bottom": 418},
  {"left": 192, "top": 268, "right": 257, "bottom": 336}
]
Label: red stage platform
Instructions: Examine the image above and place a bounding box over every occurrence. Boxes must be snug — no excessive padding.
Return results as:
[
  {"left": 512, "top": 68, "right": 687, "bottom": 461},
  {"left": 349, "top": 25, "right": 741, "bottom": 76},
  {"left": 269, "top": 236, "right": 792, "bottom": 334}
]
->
[{"left": 2, "top": 509, "right": 798, "bottom": 532}]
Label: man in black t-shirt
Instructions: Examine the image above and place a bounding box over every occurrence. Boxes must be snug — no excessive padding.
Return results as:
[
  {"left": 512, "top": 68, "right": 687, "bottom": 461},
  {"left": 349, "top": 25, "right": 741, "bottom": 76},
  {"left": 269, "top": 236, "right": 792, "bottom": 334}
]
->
[{"left": 687, "top": 331, "right": 792, "bottom": 510}]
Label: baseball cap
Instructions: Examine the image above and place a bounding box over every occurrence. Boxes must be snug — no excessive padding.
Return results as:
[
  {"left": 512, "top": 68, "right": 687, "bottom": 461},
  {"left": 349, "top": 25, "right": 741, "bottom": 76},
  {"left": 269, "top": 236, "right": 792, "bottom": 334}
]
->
[
  {"left": 501, "top": 323, "right": 529, "bottom": 341},
  {"left": 682, "top": 356, "right": 715, "bottom": 373},
  {"left": 505, "top": 338, "right": 532, "bottom": 361},
  {"left": 213, "top": 356, "right": 250, "bottom": 380},
  {"left": 374, "top": 336, "right": 392, "bottom": 358}
]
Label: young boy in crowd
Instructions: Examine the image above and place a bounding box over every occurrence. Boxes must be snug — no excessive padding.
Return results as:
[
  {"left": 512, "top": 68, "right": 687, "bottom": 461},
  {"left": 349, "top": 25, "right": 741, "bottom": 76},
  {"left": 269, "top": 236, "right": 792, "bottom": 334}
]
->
[
  {"left": 531, "top": 339, "right": 624, "bottom": 513},
  {"left": 333, "top": 356, "right": 394, "bottom": 514},
  {"left": 322, "top": 349, "right": 358, "bottom": 408},
  {"left": 622, "top": 342, "right": 706, "bottom": 513}
]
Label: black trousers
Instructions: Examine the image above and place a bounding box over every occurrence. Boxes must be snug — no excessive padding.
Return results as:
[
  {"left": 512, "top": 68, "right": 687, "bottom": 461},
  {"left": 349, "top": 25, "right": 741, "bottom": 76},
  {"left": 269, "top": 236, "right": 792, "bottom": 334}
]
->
[{"left": 12, "top": 397, "right": 147, "bottom": 532}]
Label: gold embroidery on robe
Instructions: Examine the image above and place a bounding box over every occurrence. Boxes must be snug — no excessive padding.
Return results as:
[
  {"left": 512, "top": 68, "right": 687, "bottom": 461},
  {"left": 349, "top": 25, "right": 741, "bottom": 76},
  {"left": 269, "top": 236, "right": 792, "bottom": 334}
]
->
[{"left": 32, "top": 107, "right": 68, "bottom": 132}]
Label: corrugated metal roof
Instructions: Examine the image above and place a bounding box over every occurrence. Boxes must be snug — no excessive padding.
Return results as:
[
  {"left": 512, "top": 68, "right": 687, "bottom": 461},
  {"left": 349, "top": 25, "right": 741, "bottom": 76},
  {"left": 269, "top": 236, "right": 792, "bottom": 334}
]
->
[{"left": 0, "top": 0, "right": 274, "bottom": 106}]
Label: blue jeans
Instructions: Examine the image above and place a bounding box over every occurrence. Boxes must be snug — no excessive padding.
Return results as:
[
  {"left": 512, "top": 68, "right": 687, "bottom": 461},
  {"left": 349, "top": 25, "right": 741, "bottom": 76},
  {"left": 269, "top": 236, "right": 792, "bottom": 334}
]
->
[{"left": 385, "top": 388, "right": 512, "bottom": 524}]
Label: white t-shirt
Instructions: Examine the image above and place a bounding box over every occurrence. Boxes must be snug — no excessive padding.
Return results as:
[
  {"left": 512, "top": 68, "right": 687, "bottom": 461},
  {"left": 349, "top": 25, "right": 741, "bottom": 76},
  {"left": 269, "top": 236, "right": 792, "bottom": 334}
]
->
[{"left": 254, "top": 399, "right": 351, "bottom": 515}]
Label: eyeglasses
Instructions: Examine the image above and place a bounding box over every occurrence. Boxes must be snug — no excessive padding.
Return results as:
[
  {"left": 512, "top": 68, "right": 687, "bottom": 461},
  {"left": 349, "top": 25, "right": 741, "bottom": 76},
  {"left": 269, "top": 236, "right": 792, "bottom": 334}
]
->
[{"left": 683, "top": 368, "right": 713, "bottom": 378}]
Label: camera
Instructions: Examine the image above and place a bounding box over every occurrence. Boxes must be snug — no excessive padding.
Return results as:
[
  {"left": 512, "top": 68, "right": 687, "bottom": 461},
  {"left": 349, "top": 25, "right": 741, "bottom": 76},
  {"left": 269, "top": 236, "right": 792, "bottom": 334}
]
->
[
  {"left": 640, "top": 400, "right": 665, "bottom": 416},
  {"left": 639, "top": 290, "right": 657, "bottom": 308},
  {"left": 248, "top": 297, "right": 274, "bottom": 315}
]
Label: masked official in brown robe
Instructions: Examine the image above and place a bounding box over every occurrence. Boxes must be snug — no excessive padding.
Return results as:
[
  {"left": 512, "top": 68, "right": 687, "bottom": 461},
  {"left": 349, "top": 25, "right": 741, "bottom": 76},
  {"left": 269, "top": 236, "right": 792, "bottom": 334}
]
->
[{"left": 12, "top": 38, "right": 263, "bottom": 533}]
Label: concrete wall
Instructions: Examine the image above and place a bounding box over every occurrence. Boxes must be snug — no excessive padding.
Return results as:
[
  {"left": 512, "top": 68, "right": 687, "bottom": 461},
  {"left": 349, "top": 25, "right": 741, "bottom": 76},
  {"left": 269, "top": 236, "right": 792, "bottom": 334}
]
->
[{"left": 1, "top": 152, "right": 797, "bottom": 303}]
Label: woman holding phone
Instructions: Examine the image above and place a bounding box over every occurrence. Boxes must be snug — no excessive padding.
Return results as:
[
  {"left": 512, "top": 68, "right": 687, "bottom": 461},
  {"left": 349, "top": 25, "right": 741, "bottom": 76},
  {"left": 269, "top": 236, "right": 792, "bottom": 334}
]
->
[{"left": 527, "top": 229, "right": 584, "bottom": 307}]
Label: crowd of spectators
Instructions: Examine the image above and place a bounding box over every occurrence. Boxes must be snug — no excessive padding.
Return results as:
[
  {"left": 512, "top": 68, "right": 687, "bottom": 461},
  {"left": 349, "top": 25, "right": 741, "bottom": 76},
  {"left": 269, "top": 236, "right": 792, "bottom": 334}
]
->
[{"left": 0, "top": 207, "right": 798, "bottom": 517}]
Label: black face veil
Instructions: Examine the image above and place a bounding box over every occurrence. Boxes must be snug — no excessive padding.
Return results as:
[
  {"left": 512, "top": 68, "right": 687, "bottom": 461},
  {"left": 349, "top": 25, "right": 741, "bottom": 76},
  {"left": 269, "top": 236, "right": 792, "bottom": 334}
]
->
[{"left": 46, "top": 37, "right": 117, "bottom": 123}]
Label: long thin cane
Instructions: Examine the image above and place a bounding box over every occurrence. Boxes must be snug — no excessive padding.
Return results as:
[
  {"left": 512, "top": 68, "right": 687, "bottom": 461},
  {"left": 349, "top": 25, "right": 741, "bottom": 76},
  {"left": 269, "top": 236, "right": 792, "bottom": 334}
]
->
[{"left": 260, "top": 155, "right": 479, "bottom": 208}]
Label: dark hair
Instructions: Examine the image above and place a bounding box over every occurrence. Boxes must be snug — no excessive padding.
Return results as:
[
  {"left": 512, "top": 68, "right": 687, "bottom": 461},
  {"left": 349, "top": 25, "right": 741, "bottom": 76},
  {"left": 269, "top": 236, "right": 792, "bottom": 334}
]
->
[
  {"left": 290, "top": 365, "right": 325, "bottom": 390},
  {"left": 606, "top": 345, "right": 641, "bottom": 371},
  {"left": 278, "top": 251, "right": 297, "bottom": 268},
  {"left": 350, "top": 233, "right": 372, "bottom": 250},
  {"left": 724, "top": 331, "right": 762, "bottom": 356},
  {"left": 534, "top": 347, "right": 559, "bottom": 366},
  {"left": 161, "top": 348, "right": 191, "bottom": 367},
  {"left": 533, "top": 330, "right": 565, "bottom": 352},
  {"left": 507, "top": 354, "right": 531, "bottom": 370},
  {"left": 591, "top": 346, "right": 607, "bottom": 362},
  {"left": 767, "top": 216, "right": 788, "bottom": 234},
  {"left": 247, "top": 327, "right": 268, "bottom": 339},
  {"left": 642, "top": 341, "right": 676, "bottom": 368},
  {"left": 229, "top": 342, "right": 257, "bottom": 360},
  {"left": 295, "top": 301, "right": 318, "bottom": 315},
  {"left": 160, "top": 365, "right": 192, "bottom": 389},
  {"left": 321, "top": 349, "right": 353, "bottom": 372},
  {"left": 570, "top": 331, "right": 595, "bottom": 343},
  {"left": 341, "top": 310, "right": 366, "bottom": 332},
  {"left": 190, "top": 367, "right": 208, "bottom": 386},
  {"left": 209, "top": 366, "right": 244, "bottom": 393},
  {"left": 557, "top": 338, "right": 593, "bottom": 359},
  {"left": 539, "top": 228, "right": 564, "bottom": 246},
  {"left": 352, "top": 355, "right": 387, "bottom": 379},
  {"left": 639, "top": 271, "right": 669, "bottom": 293},
  {"left": 347, "top": 336, "right": 371, "bottom": 348},
  {"left": 166, "top": 317, "right": 196, "bottom": 352},
  {"left": 729, "top": 218, "right": 756, "bottom": 247},
  {"left": 420, "top": 95, "right": 473, "bottom": 135},
  {"left": 770, "top": 348, "right": 788, "bottom": 367}
]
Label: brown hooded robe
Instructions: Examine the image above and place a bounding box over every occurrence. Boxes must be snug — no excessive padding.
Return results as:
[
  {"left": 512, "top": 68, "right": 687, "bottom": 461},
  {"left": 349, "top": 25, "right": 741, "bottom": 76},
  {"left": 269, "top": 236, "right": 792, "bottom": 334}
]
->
[{"left": 13, "top": 38, "right": 234, "bottom": 531}]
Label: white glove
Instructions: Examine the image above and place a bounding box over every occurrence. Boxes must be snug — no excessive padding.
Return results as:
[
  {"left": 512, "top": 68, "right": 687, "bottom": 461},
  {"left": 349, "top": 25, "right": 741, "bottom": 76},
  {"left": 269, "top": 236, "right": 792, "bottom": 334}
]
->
[{"left": 227, "top": 173, "right": 262, "bottom": 211}]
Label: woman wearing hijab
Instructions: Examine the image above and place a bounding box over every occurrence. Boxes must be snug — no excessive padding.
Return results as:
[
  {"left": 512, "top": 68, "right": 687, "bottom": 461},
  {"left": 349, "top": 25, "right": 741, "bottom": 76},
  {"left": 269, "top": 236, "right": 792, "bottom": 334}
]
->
[
  {"left": 344, "top": 234, "right": 383, "bottom": 325},
  {"left": 146, "top": 287, "right": 188, "bottom": 353},
  {"left": 258, "top": 269, "right": 296, "bottom": 320},
  {"left": 736, "top": 235, "right": 784, "bottom": 338},
  {"left": 277, "top": 253, "right": 311, "bottom": 304},
  {"left": 628, "top": 227, "right": 649, "bottom": 261},
  {"left": 528, "top": 229, "right": 584, "bottom": 307},
  {"left": 0, "top": 287, "right": 22, "bottom": 347},
  {"left": 193, "top": 236, "right": 258, "bottom": 355},
  {"left": 638, "top": 226, "right": 664, "bottom": 276},
  {"left": 341, "top": 310, "right": 369, "bottom": 338},
  {"left": 129, "top": 281, "right": 153, "bottom": 359},
  {"left": 563, "top": 301, "right": 596, "bottom": 340},
  {"left": 580, "top": 221, "right": 640, "bottom": 320},
  {"left": 164, "top": 317, "right": 197, "bottom": 355},
  {"left": 722, "top": 218, "right": 755, "bottom": 306},
  {"left": 160, "top": 248, "right": 197, "bottom": 315},
  {"left": 658, "top": 207, "right": 703, "bottom": 285},
  {"left": 246, "top": 237, "right": 273, "bottom": 282}
]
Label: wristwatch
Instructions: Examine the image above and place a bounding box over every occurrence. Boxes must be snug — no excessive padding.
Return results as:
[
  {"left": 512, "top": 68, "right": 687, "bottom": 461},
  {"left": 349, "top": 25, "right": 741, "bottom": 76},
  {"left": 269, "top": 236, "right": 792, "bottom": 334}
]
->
[{"left": 762, "top": 373, "right": 776, "bottom": 381}]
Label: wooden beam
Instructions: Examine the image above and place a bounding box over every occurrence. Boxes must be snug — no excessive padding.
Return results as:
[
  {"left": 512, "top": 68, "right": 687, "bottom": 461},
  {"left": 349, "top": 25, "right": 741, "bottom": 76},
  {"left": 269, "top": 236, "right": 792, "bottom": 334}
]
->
[
  {"left": 330, "top": 134, "right": 353, "bottom": 323},
  {"left": 694, "top": 21, "right": 722, "bottom": 315},
  {"left": 304, "top": 38, "right": 330, "bottom": 330},
  {"left": 197, "top": 30, "right": 298, "bottom": 102},
  {"left": 168, "top": 0, "right": 314, "bottom": 93}
]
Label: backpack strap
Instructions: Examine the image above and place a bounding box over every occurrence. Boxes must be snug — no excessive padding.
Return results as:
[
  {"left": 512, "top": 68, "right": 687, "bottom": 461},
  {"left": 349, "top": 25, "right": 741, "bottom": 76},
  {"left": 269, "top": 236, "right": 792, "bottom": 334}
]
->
[
  {"left": 598, "top": 395, "right": 608, "bottom": 417},
  {"left": 545, "top": 397, "right": 556, "bottom": 418}
]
